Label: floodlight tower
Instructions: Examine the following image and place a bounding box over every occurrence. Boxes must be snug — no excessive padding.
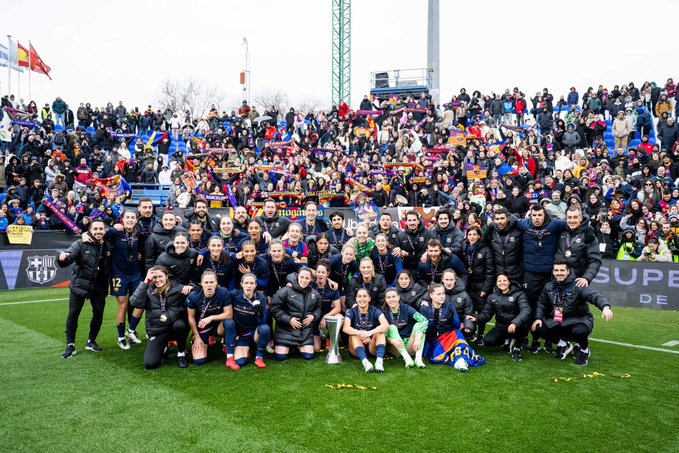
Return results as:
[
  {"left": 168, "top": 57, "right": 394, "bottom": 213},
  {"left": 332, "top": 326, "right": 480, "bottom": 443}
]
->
[
  {"left": 331, "top": 0, "right": 351, "bottom": 107},
  {"left": 427, "top": 0, "right": 440, "bottom": 105}
]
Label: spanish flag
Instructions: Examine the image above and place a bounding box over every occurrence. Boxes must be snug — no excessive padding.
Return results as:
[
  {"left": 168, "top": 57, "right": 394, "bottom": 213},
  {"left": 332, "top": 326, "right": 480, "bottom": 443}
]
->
[{"left": 17, "top": 42, "right": 52, "bottom": 79}]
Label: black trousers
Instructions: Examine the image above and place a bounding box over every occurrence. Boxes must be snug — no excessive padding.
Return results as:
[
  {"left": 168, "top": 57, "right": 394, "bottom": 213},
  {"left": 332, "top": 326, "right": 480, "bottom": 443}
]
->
[
  {"left": 484, "top": 324, "right": 528, "bottom": 347},
  {"left": 534, "top": 323, "right": 590, "bottom": 349},
  {"left": 65, "top": 291, "right": 107, "bottom": 344},
  {"left": 144, "top": 319, "right": 188, "bottom": 370},
  {"left": 523, "top": 271, "right": 551, "bottom": 311}
]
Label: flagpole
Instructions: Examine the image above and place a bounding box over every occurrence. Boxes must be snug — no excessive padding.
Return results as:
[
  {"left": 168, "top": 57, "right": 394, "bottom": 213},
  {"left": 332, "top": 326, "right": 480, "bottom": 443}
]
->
[
  {"left": 28, "top": 40, "right": 32, "bottom": 101},
  {"left": 6, "top": 35, "right": 11, "bottom": 96}
]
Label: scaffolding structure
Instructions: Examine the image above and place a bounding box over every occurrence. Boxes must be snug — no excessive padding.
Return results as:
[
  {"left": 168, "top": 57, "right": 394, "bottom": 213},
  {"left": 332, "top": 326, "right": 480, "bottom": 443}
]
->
[{"left": 331, "top": 0, "right": 351, "bottom": 107}]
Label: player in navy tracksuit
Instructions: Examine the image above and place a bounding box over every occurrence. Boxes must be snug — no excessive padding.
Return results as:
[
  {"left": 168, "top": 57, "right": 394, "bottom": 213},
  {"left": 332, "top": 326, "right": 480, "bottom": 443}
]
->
[
  {"left": 311, "top": 259, "right": 342, "bottom": 352},
  {"left": 231, "top": 241, "right": 270, "bottom": 291},
  {"left": 185, "top": 271, "right": 232, "bottom": 365},
  {"left": 343, "top": 288, "right": 390, "bottom": 373},
  {"left": 195, "top": 236, "right": 236, "bottom": 288},
  {"left": 105, "top": 210, "right": 144, "bottom": 350},
  {"left": 215, "top": 216, "right": 249, "bottom": 253},
  {"left": 266, "top": 239, "right": 304, "bottom": 298},
  {"left": 224, "top": 273, "right": 270, "bottom": 370}
]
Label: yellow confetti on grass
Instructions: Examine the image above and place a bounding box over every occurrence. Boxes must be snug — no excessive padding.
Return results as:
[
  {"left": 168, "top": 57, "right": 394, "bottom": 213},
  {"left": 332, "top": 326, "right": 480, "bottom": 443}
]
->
[
  {"left": 325, "top": 384, "right": 378, "bottom": 391},
  {"left": 550, "top": 372, "right": 632, "bottom": 383}
]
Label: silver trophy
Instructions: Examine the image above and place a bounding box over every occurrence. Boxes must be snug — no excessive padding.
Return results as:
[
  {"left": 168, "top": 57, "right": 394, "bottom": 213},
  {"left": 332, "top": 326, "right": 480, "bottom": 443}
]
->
[{"left": 325, "top": 315, "right": 343, "bottom": 364}]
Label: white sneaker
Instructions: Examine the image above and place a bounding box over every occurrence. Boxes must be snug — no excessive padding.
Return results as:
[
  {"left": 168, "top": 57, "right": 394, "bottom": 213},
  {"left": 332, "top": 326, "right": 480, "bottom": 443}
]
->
[
  {"left": 414, "top": 359, "right": 426, "bottom": 369},
  {"left": 362, "top": 359, "right": 374, "bottom": 373},
  {"left": 374, "top": 357, "right": 384, "bottom": 373},
  {"left": 453, "top": 357, "right": 468, "bottom": 372},
  {"left": 404, "top": 356, "right": 414, "bottom": 368},
  {"left": 117, "top": 337, "right": 130, "bottom": 350},
  {"left": 127, "top": 330, "right": 142, "bottom": 345}
]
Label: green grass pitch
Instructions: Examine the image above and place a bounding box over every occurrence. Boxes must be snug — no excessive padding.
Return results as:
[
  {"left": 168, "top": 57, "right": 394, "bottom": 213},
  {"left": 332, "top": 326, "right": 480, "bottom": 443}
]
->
[{"left": 1, "top": 287, "right": 678, "bottom": 452}]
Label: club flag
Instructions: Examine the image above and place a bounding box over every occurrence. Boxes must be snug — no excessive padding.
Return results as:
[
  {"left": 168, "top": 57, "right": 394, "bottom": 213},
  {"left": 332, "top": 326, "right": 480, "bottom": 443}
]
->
[
  {"left": 465, "top": 163, "right": 488, "bottom": 180},
  {"left": 430, "top": 330, "right": 485, "bottom": 368},
  {"left": 487, "top": 140, "right": 508, "bottom": 154},
  {"left": 448, "top": 129, "right": 467, "bottom": 147},
  {"left": 351, "top": 200, "right": 379, "bottom": 224},
  {"left": 17, "top": 42, "right": 29, "bottom": 68},
  {"left": 27, "top": 43, "right": 52, "bottom": 79},
  {"left": 92, "top": 175, "right": 132, "bottom": 197}
]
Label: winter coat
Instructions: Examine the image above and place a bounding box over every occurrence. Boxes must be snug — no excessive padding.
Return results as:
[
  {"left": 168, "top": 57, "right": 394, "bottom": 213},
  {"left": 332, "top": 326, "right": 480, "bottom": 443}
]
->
[
  {"left": 144, "top": 223, "right": 187, "bottom": 270},
  {"left": 155, "top": 244, "right": 198, "bottom": 286},
  {"left": 255, "top": 213, "right": 291, "bottom": 238},
  {"left": 536, "top": 274, "right": 610, "bottom": 333},
  {"left": 270, "top": 279, "right": 322, "bottom": 347},
  {"left": 462, "top": 241, "right": 495, "bottom": 295},
  {"left": 555, "top": 222, "right": 602, "bottom": 283},
  {"left": 130, "top": 281, "right": 186, "bottom": 335},
  {"left": 476, "top": 282, "right": 531, "bottom": 329},
  {"left": 433, "top": 223, "right": 465, "bottom": 256},
  {"left": 518, "top": 216, "right": 568, "bottom": 273},
  {"left": 395, "top": 219, "right": 437, "bottom": 270},
  {"left": 57, "top": 238, "right": 112, "bottom": 298},
  {"left": 345, "top": 274, "right": 388, "bottom": 308},
  {"left": 485, "top": 216, "right": 524, "bottom": 281},
  {"left": 396, "top": 280, "right": 428, "bottom": 308}
]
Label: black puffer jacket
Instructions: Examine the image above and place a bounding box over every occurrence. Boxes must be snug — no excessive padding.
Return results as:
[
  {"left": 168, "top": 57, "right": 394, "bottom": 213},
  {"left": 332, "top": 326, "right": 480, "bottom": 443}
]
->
[
  {"left": 144, "top": 223, "right": 187, "bottom": 270},
  {"left": 130, "top": 281, "right": 186, "bottom": 335},
  {"left": 255, "top": 213, "right": 291, "bottom": 238},
  {"left": 422, "top": 279, "right": 473, "bottom": 318},
  {"left": 270, "top": 279, "right": 321, "bottom": 347},
  {"left": 477, "top": 282, "right": 531, "bottom": 329},
  {"left": 58, "top": 239, "right": 112, "bottom": 298},
  {"left": 368, "top": 223, "right": 400, "bottom": 245},
  {"left": 555, "top": 221, "right": 601, "bottom": 283},
  {"left": 155, "top": 244, "right": 199, "bottom": 286},
  {"left": 345, "top": 274, "right": 388, "bottom": 308},
  {"left": 462, "top": 241, "right": 496, "bottom": 295},
  {"left": 396, "top": 219, "right": 437, "bottom": 270},
  {"left": 434, "top": 223, "right": 465, "bottom": 257},
  {"left": 396, "top": 280, "right": 428, "bottom": 308},
  {"left": 536, "top": 273, "right": 610, "bottom": 332},
  {"left": 485, "top": 216, "right": 523, "bottom": 281},
  {"left": 182, "top": 211, "right": 219, "bottom": 232}
]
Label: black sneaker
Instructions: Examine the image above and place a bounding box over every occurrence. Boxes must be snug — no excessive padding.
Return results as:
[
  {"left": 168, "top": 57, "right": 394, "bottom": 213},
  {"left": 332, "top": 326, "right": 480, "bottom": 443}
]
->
[
  {"left": 556, "top": 343, "right": 574, "bottom": 360},
  {"left": 512, "top": 348, "right": 523, "bottom": 362},
  {"left": 61, "top": 344, "right": 76, "bottom": 359},
  {"left": 576, "top": 349, "right": 590, "bottom": 366},
  {"left": 530, "top": 341, "right": 541, "bottom": 353},
  {"left": 573, "top": 345, "right": 582, "bottom": 360},
  {"left": 475, "top": 335, "right": 484, "bottom": 346},
  {"left": 502, "top": 340, "right": 511, "bottom": 352},
  {"left": 178, "top": 356, "right": 188, "bottom": 369},
  {"left": 521, "top": 339, "right": 531, "bottom": 351},
  {"left": 85, "top": 340, "right": 102, "bottom": 352},
  {"left": 544, "top": 341, "right": 554, "bottom": 353}
]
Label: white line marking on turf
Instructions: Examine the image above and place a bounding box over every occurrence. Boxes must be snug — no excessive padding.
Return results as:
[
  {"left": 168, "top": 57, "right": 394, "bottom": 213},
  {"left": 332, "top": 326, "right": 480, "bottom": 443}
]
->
[
  {"left": 0, "top": 298, "right": 68, "bottom": 306},
  {"left": 590, "top": 338, "right": 679, "bottom": 355},
  {"left": 661, "top": 340, "right": 679, "bottom": 347}
]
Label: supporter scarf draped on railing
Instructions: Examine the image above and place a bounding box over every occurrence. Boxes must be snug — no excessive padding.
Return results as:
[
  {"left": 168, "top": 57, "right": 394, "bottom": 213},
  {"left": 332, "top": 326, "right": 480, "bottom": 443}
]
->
[
  {"left": 42, "top": 199, "right": 81, "bottom": 234},
  {"left": 318, "top": 191, "right": 348, "bottom": 203}
]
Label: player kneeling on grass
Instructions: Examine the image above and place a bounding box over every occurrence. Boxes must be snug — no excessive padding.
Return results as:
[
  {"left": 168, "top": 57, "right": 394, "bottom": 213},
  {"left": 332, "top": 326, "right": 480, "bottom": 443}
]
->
[
  {"left": 420, "top": 283, "right": 485, "bottom": 372},
  {"left": 129, "top": 266, "right": 189, "bottom": 369},
  {"left": 186, "top": 270, "right": 233, "bottom": 366},
  {"left": 468, "top": 274, "right": 531, "bottom": 362},
  {"left": 270, "top": 267, "right": 322, "bottom": 361},
  {"left": 343, "top": 288, "right": 390, "bottom": 373},
  {"left": 224, "top": 274, "right": 270, "bottom": 370},
  {"left": 531, "top": 261, "right": 613, "bottom": 366},
  {"left": 383, "top": 288, "right": 427, "bottom": 368}
]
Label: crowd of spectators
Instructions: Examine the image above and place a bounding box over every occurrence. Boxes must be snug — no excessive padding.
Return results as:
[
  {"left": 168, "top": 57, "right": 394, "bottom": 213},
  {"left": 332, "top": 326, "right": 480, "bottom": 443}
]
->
[{"left": 2, "top": 77, "right": 679, "bottom": 262}]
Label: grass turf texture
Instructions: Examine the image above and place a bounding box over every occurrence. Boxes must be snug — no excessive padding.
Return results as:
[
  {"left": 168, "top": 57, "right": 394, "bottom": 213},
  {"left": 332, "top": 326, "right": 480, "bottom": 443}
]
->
[{"left": 1, "top": 288, "right": 678, "bottom": 453}]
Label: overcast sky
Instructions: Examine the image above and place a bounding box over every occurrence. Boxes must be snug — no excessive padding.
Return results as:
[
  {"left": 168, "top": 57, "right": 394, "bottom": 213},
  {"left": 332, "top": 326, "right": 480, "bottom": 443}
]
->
[{"left": 2, "top": 0, "right": 678, "bottom": 113}]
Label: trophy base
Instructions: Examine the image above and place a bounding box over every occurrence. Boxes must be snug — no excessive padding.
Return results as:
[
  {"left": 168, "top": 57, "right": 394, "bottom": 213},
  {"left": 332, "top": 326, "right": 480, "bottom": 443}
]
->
[{"left": 326, "top": 352, "right": 342, "bottom": 364}]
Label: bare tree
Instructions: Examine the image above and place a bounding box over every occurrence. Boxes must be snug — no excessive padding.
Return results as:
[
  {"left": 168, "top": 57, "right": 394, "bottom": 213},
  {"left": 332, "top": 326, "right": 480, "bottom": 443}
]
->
[
  {"left": 157, "top": 78, "right": 227, "bottom": 120},
  {"left": 295, "top": 96, "right": 326, "bottom": 114},
  {"left": 254, "top": 90, "right": 289, "bottom": 118}
]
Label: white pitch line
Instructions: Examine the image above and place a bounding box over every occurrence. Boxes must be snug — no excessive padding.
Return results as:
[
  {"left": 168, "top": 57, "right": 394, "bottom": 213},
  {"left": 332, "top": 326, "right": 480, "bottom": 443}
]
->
[
  {"left": 590, "top": 338, "right": 679, "bottom": 355},
  {"left": 0, "top": 298, "right": 69, "bottom": 306}
]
